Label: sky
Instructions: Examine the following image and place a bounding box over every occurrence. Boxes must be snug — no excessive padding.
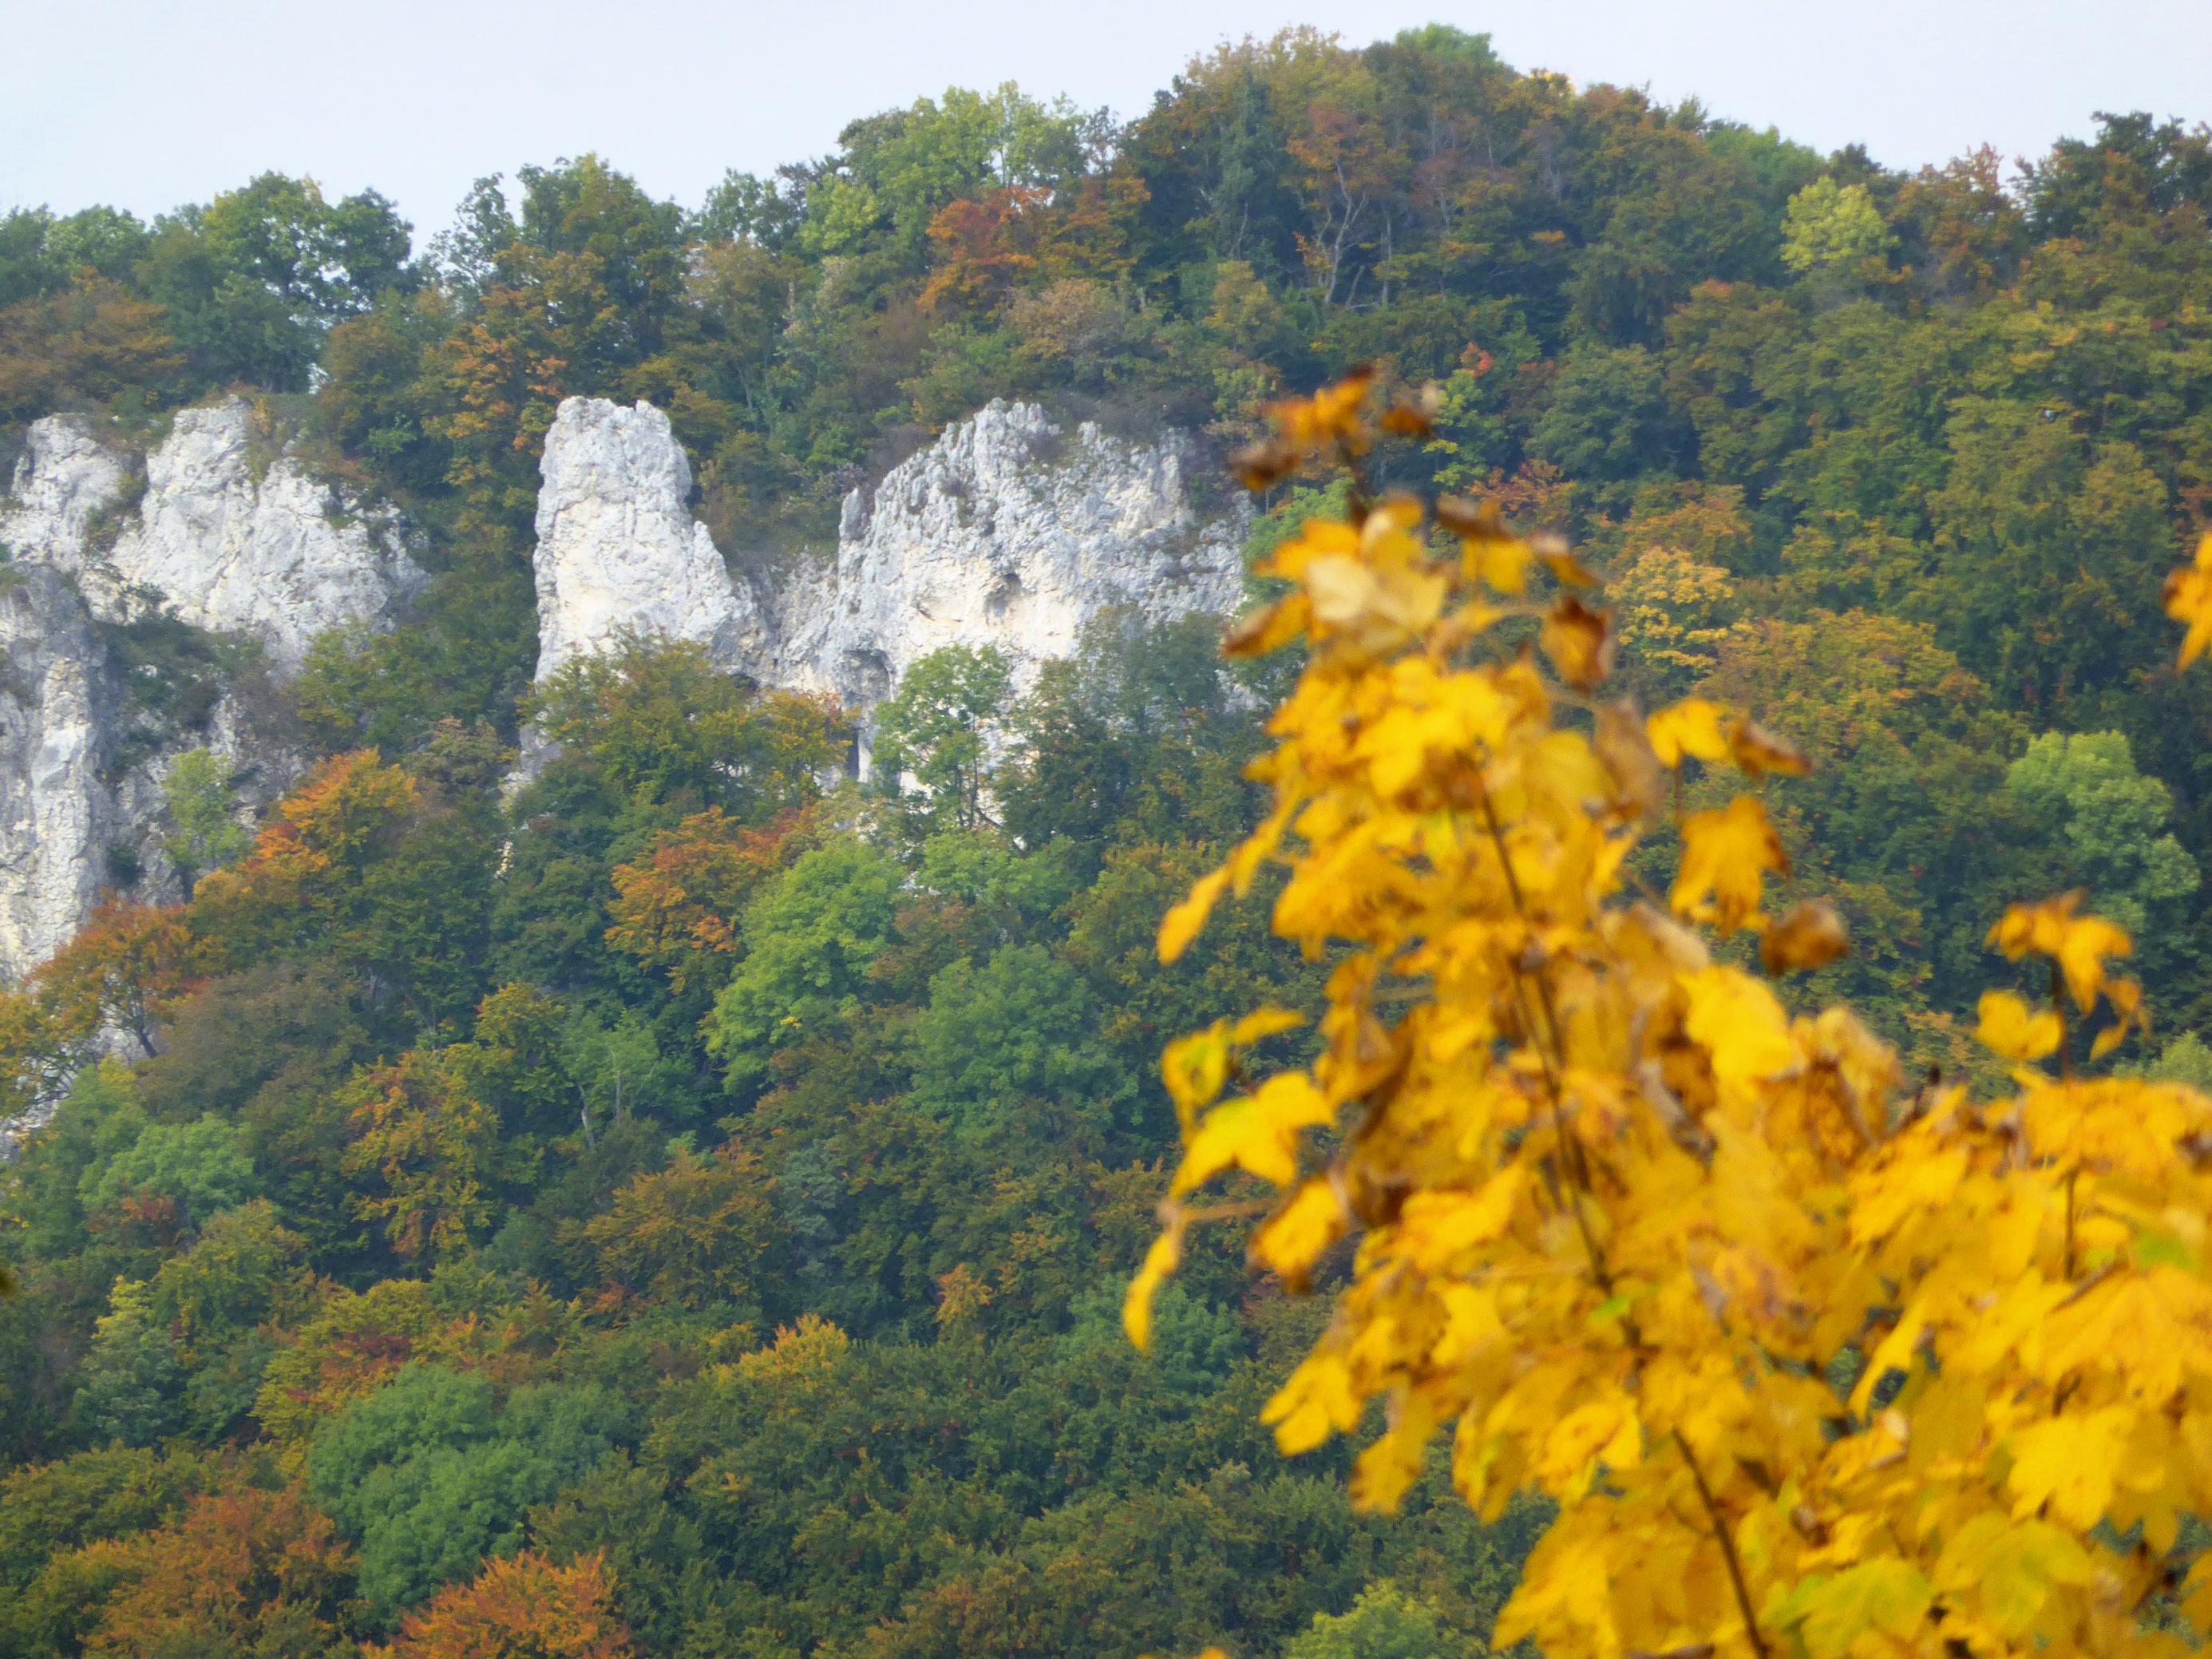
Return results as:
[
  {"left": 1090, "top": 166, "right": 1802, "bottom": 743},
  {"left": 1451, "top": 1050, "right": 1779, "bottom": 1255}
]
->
[{"left": 5, "top": 0, "right": 2209, "bottom": 242}]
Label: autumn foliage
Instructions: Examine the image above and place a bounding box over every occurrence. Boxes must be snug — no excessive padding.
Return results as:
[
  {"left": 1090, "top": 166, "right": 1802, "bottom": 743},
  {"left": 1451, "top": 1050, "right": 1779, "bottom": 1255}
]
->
[
  {"left": 369, "top": 1549, "right": 633, "bottom": 1658},
  {"left": 0, "top": 898, "right": 197, "bottom": 1115},
  {"left": 1133, "top": 376, "right": 2212, "bottom": 1657},
  {"left": 605, "top": 806, "right": 814, "bottom": 994},
  {"left": 77, "top": 1483, "right": 356, "bottom": 1656}
]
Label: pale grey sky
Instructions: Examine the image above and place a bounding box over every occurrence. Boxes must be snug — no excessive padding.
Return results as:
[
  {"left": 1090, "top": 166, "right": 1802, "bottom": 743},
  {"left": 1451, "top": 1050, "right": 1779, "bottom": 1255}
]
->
[{"left": 4, "top": 0, "right": 2208, "bottom": 240}]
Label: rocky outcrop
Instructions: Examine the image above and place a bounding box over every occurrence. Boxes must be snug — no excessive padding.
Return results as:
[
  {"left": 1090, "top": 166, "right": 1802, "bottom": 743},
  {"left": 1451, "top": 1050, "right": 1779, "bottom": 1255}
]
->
[
  {"left": 0, "top": 417, "right": 128, "bottom": 562},
  {"left": 0, "top": 399, "right": 425, "bottom": 982},
  {"left": 0, "top": 568, "right": 124, "bottom": 976},
  {"left": 529, "top": 396, "right": 1248, "bottom": 732},
  {"left": 2, "top": 400, "right": 425, "bottom": 668},
  {"left": 775, "top": 401, "right": 1246, "bottom": 713},
  {"left": 529, "top": 400, "right": 762, "bottom": 685},
  {"left": 0, "top": 387, "right": 1246, "bottom": 981}
]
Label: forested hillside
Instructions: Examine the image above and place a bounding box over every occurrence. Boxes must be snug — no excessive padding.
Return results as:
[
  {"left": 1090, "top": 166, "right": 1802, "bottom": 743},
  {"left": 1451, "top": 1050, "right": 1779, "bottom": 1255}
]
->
[{"left": 1, "top": 24, "right": 2209, "bottom": 1656}]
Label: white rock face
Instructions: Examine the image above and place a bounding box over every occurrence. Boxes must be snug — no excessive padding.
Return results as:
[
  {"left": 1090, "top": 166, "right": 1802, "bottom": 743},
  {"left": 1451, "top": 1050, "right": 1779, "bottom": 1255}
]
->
[
  {"left": 19, "top": 401, "right": 426, "bottom": 667},
  {"left": 0, "top": 568, "right": 116, "bottom": 977},
  {"left": 776, "top": 400, "right": 1247, "bottom": 711},
  {"left": 530, "top": 399, "right": 760, "bottom": 685},
  {"left": 0, "top": 398, "right": 423, "bottom": 984},
  {"left": 1, "top": 416, "right": 129, "bottom": 562},
  {"left": 0, "top": 386, "right": 1244, "bottom": 980},
  {"left": 530, "top": 395, "right": 1248, "bottom": 727}
]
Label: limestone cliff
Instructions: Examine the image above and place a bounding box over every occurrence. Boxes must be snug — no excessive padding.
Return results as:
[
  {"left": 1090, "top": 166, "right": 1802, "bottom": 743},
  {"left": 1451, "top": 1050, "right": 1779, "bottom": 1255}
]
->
[
  {"left": 529, "top": 399, "right": 761, "bottom": 685},
  {"left": 777, "top": 400, "right": 1247, "bottom": 714},
  {"left": 3, "top": 400, "right": 425, "bottom": 668},
  {"left": 0, "top": 567, "right": 130, "bottom": 976},
  {"left": 0, "top": 389, "right": 1248, "bottom": 986},
  {"left": 528, "top": 396, "right": 1248, "bottom": 731},
  {"left": 0, "top": 399, "right": 425, "bottom": 980}
]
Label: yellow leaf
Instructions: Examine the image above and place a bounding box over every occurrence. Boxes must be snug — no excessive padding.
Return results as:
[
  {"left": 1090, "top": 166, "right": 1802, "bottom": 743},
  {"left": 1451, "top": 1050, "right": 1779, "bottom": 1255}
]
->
[
  {"left": 1158, "top": 867, "right": 1229, "bottom": 964},
  {"left": 1682, "top": 966, "right": 1798, "bottom": 1092},
  {"left": 1173, "top": 1073, "right": 1333, "bottom": 1195},
  {"left": 2163, "top": 530, "right": 2212, "bottom": 667},
  {"left": 1966, "top": 1518, "right": 2094, "bottom": 1638},
  {"left": 1351, "top": 1395, "right": 1438, "bottom": 1512},
  {"left": 1397, "top": 1166, "right": 1526, "bottom": 1268},
  {"left": 1850, "top": 1150, "right": 1968, "bottom": 1249},
  {"left": 1229, "top": 1006, "right": 1306, "bottom": 1047},
  {"left": 1430, "top": 1283, "right": 1503, "bottom": 1369},
  {"left": 1256, "top": 516, "right": 1358, "bottom": 581},
  {"left": 1538, "top": 595, "right": 1613, "bottom": 689},
  {"left": 1537, "top": 545, "right": 1599, "bottom": 588},
  {"left": 1456, "top": 527, "right": 1533, "bottom": 593},
  {"left": 1975, "top": 990, "right": 2060, "bottom": 1062},
  {"left": 1223, "top": 592, "right": 1311, "bottom": 658},
  {"left": 1161, "top": 1025, "right": 1229, "bottom": 1127},
  {"left": 1304, "top": 554, "right": 1383, "bottom": 629},
  {"left": 1251, "top": 1178, "right": 1347, "bottom": 1284},
  {"left": 1123, "top": 1225, "right": 1182, "bottom": 1352},
  {"left": 1729, "top": 718, "right": 1811, "bottom": 778},
  {"left": 2007, "top": 1409, "right": 2128, "bottom": 1529},
  {"left": 1646, "top": 696, "right": 1732, "bottom": 767},
  {"left": 1594, "top": 697, "right": 1667, "bottom": 819},
  {"left": 1671, "top": 795, "right": 1787, "bottom": 932},
  {"left": 1760, "top": 899, "right": 1850, "bottom": 974},
  {"left": 1775, "top": 1558, "right": 1933, "bottom": 1659},
  {"left": 2056, "top": 913, "right": 2131, "bottom": 1012},
  {"left": 1263, "top": 1350, "right": 1361, "bottom": 1454},
  {"left": 1533, "top": 1396, "right": 1640, "bottom": 1493}
]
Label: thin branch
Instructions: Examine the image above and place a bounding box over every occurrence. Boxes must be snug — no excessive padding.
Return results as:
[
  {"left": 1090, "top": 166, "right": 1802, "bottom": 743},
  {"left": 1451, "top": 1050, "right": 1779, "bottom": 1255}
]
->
[{"left": 1675, "top": 1430, "right": 1769, "bottom": 1659}]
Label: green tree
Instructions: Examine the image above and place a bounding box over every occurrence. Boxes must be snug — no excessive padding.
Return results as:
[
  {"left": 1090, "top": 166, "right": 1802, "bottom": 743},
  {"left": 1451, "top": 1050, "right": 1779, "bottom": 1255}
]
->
[
  {"left": 528, "top": 635, "right": 844, "bottom": 815},
  {"left": 160, "top": 748, "right": 251, "bottom": 899},
  {"left": 2135, "top": 1030, "right": 2212, "bottom": 1091},
  {"left": 2004, "top": 730, "right": 2199, "bottom": 936},
  {"left": 559, "top": 1008, "right": 675, "bottom": 1143},
  {"left": 147, "top": 1198, "right": 311, "bottom": 1365},
  {"left": 141, "top": 172, "right": 414, "bottom": 390},
  {"left": 1779, "top": 176, "right": 1894, "bottom": 283},
  {"left": 1528, "top": 343, "right": 1678, "bottom": 510},
  {"left": 1283, "top": 1581, "right": 1472, "bottom": 1659},
  {"left": 704, "top": 837, "right": 904, "bottom": 1095},
  {"left": 74, "top": 1277, "right": 187, "bottom": 1447},
  {"left": 305, "top": 1364, "right": 622, "bottom": 1625},
  {"left": 79, "top": 1115, "right": 260, "bottom": 1235},
  {"left": 871, "top": 645, "right": 1015, "bottom": 839},
  {"left": 910, "top": 943, "right": 1126, "bottom": 1141}
]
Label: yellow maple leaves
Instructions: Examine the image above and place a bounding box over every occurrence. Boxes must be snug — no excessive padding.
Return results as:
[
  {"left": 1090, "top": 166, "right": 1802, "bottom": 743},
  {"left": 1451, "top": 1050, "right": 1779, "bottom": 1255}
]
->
[
  {"left": 1125, "top": 376, "right": 2212, "bottom": 1659},
  {"left": 1986, "top": 893, "right": 2145, "bottom": 1059},
  {"left": 1647, "top": 695, "right": 1731, "bottom": 766},
  {"left": 2163, "top": 529, "right": 2212, "bottom": 667},
  {"left": 1672, "top": 795, "right": 1789, "bottom": 932},
  {"left": 1976, "top": 989, "right": 2062, "bottom": 1062}
]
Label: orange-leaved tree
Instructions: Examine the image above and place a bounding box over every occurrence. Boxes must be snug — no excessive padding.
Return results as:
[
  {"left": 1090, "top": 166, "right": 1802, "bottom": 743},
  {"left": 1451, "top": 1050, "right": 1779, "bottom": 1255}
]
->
[
  {"left": 0, "top": 897, "right": 199, "bottom": 1118},
  {"left": 1130, "top": 372, "right": 2212, "bottom": 1658},
  {"left": 367, "top": 1549, "right": 633, "bottom": 1659}
]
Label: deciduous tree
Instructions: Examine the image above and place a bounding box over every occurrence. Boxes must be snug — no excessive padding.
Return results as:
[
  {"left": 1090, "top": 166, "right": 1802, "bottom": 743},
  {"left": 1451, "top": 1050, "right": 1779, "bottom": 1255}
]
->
[
  {"left": 1132, "top": 382, "right": 2212, "bottom": 1659},
  {"left": 368, "top": 1549, "right": 632, "bottom": 1658}
]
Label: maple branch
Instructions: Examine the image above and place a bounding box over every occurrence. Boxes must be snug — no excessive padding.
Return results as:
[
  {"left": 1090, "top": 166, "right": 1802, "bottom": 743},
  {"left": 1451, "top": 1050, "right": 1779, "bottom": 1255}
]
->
[
  {"left": 1674, "top": 1429, "right": 1769, "bottom": 1659},
  {"left": 2050, "top": 959, "right": 2072, "bottom": 1083},
  {"left": 1467, "top": 767, "right": 1641, "bottom": 1342},
  {"left": 2063, "top": 1166, "right": 2079, "bottom": 1281},
  {"left": 1475, "top": 780, "right": 1597, "bottom": 1191}
]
